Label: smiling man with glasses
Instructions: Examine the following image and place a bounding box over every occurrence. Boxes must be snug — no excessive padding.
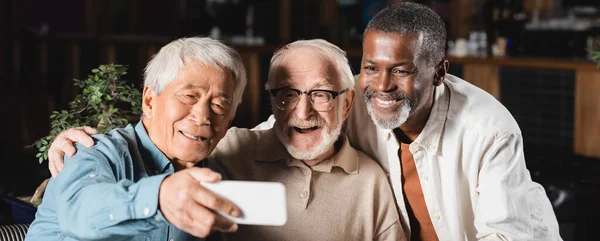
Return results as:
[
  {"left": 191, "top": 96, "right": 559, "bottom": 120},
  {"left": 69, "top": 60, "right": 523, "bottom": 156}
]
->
[{"left": 208, "top": 39, "right": 404, "bottom": 240}]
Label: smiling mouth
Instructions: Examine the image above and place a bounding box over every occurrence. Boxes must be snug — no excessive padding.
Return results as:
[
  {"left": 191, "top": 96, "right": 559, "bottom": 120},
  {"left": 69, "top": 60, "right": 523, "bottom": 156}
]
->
[
  {"left": 293, "top": 126, "right": 320, "bottom": 134},
  {"left": 372, "top": 96, "right": 404, "bottom": 108},
  {"left": 180, "top": 130, "right": 207, "bottom": 141}
]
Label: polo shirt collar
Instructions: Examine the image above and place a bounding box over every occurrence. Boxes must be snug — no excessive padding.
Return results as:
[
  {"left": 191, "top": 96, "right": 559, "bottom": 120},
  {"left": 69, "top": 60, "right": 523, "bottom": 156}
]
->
[{"left": 255, "top": 127, "right": 359, "bottom": 175}]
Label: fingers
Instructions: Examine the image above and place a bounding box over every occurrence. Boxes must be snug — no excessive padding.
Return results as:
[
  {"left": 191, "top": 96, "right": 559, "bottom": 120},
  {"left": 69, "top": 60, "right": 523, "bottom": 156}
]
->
[
  {"left": 47, "top": 126, "right": 98, "bottom": 176},
  {"left": 159, "top": 171, "right": 239, "bottom": 238},
  {"left": 173, "top": 201, "right": 238, "bottom": 237},
  {"left": 61, "top": 138, "right": 77, "bottom": 157},
  {"left": 48, "top": 149, "right": 64, "bottom": 177},
  {"left": 187, "top": 168, "right": 222, "bottom": 183},
  {"left": 186, "top": 168, "right": 242, "bottom": 217},
  {"left": 70, "top": 127, "right": 96, "bottom": 148},
  {"left": 191, "top": 181, "right": 242, "bottom": 218},
  {"left": 211, "top": 213, "right": 239, "bottom": 233},
  {"left": 81, "top": 126, "right": 100, "bottom": 135}
]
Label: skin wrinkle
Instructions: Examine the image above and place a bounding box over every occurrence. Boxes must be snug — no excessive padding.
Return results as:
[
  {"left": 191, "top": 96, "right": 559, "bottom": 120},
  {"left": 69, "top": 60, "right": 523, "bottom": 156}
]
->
[
  {"left": 271, "top": 47, "right": 354, "bottom": 165},
  {"left": 360, "top": 30, "right": 439, "bottom": 140},
  {"left": 144, "top": 60, "right": 235, "bottom": 170}
]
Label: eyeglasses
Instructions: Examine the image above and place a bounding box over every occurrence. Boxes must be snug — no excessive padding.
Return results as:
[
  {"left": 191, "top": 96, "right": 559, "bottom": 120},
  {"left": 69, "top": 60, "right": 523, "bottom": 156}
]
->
[{"left": 267, "top": 88, "right": 347, "bottom": 112}]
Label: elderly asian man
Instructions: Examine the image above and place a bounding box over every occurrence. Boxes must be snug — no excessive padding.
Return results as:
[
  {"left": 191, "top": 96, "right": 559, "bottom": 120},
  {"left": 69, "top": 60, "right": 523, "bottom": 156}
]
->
[{"left": 26, "top": 37, "right": 247, "bottom": 241}]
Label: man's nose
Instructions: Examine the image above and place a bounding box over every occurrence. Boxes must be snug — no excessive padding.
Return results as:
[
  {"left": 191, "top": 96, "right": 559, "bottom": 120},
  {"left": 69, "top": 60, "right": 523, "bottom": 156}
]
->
[
  {"left": 189, "top": 101, "right": 211, "bottom": 126},
  {"left": 294, "top": 94, "right": 314, "bottom": 120},
  {"left": 373, "top": 71, "right": 393, "bottom": 92}
]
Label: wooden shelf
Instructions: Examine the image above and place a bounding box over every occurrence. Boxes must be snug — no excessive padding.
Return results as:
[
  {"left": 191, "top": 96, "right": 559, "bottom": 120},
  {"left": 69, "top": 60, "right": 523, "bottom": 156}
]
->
[{"left": 448, "top": 56, "right": 598, "bottom": 71}]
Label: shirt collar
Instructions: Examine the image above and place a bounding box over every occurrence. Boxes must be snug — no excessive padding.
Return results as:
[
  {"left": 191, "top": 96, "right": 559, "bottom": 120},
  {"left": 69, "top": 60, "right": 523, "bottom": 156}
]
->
[
  {"left": 413, "top": 75, "right": 451, "bottom": 153},
  {"left": 255, "top": 128, "right": 359, "bottom": 175},
  {"left": 134, "top": 121, "right": 173, "bottom": 174}
]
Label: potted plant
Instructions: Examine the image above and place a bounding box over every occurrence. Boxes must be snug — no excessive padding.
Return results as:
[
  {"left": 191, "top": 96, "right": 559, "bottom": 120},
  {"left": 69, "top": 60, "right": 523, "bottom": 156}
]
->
[{"left": 6, "top": 64, "right": 142, "bottom": 222}]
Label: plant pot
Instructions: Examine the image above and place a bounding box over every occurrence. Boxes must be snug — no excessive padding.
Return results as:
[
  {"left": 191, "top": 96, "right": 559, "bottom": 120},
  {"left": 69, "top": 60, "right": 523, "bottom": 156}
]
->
[{"left": 3, "top": 197, "right": 37, "bottom": 224}]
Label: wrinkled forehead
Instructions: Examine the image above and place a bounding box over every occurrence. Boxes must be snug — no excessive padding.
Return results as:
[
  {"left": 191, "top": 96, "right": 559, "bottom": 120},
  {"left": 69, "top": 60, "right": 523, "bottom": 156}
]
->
[{"left": 272, "top": 50, "right": 340, "bottom": 89}]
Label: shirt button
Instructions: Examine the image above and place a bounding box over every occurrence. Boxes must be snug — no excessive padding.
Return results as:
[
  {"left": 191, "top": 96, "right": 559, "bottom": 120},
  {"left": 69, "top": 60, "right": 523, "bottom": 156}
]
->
[
  {"left": 423, "top": 176, "right": 429, "bottom": 182},
  {"left": 155, "top": 217, "right": 161, "bottom": 222},
  {"left": 300, "top": 191, "right": 308, "bottom": 198},
  {"left": 434, "top": 214, "right": 441, "bottom": 220},
  {"left": 143, "top": 207, "right": 150, "bottom": 216},
  {"left": 386, "top": 133, "right": 392, "bottom": 140},
  {"left": 411, "top": 145, "right": 420, "bottom": 152},
  {"left": 109, "top": 214, "right": 114, "bottom": 221}
]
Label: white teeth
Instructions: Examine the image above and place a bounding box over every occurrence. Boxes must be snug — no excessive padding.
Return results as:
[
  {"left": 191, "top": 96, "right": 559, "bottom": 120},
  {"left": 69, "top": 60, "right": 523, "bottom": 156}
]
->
[
  {"left": 181, "top": 131, "right": 203, "bottom": 141},
  {"left": 294, "top": 126, "right": 318, "bottom": 129},
  {"left": 375, "top": 98, "right": 397, "bottom": 107}
]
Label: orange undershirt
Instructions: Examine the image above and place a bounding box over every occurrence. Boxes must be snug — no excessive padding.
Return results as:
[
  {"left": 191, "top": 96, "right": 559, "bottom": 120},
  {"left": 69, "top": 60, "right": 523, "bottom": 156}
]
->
[{"left": 399, "top": 141, "right": 439, "bottom": 241}]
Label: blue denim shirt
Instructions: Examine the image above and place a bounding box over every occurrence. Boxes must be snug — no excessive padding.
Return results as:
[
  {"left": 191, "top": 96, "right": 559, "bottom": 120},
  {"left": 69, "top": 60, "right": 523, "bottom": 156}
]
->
[{"left": 26, "top": 122, "right": 225, "bottom": 241}]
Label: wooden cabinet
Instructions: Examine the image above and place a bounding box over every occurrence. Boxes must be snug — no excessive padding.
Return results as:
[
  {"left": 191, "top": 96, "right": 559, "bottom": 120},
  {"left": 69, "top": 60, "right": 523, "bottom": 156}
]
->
[{"left": 449, "top": 57, "right": 600, "bottom": 158}]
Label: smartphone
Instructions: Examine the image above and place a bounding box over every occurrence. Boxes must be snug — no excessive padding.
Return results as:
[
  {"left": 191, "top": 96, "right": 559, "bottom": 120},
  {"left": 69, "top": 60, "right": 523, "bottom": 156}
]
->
[{"left": 201, "top": 180, "right": 287, "bottom": 226}]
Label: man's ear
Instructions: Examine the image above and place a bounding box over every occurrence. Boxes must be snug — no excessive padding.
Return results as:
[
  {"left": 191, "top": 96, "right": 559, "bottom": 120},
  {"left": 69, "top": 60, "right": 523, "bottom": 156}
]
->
[
  {"left": 434, "top": 60, "right": 449, "bottom": 86},
  {"left": 342, "top": 89, "right": 356, "bottom": 121},
  {"left": 142, "top": 86, "right": 157, "bottom": 120}
]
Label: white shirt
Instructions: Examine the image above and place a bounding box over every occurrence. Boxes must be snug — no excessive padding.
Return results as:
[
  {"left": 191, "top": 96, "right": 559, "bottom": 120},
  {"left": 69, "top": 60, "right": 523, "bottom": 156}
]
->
[{"left": 255, "top": 74, "right": 562, "bottom": 241}]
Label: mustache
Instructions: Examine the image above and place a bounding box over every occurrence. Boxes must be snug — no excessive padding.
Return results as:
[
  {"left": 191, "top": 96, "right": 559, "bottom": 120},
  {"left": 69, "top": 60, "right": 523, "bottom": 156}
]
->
[
  {"left": 363, "top": 89, "right": 409, "bottom": 102},
  {"left": 287, "top": 116, "right": 325, "bottom": 128}
]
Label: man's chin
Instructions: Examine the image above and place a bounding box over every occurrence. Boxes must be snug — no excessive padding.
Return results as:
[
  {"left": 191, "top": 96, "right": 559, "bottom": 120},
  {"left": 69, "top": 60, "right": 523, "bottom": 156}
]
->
[
  {"left": 370, "top": 114, "right": 406, "bottom": 129},
  {"left": 285, "top": 144, "right": 325, "bottom": 161}
]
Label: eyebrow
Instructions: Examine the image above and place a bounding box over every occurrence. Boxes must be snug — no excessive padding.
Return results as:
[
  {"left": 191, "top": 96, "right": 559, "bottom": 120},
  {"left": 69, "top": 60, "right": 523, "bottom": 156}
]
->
[
  {"left": 182, "top": 83, "right": 232, "bottom": 102},
  {"left": 277, "top": 78, "right": 335, "bottom": 89},
  {"left": 363, "top": 59, "right": 411, "bottom": 67}
]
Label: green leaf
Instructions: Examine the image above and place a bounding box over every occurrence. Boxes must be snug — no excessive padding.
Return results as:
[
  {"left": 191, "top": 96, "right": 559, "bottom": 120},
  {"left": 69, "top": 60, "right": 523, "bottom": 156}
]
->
[{"left": 31, "top": 64, "right": 140, "bottom": 164}]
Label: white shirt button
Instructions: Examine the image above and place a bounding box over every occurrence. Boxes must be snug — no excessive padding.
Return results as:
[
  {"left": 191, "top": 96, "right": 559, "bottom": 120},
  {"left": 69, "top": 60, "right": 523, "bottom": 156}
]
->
[
  {"left": 428, "top": 143, "right": 436, "bottom": 150},
  {"left": 109, "top": 214, "right": 114, "bottom": 221},
  {"left": 155, "top": 217, "right": 161, "bottom": 222},
  {"left": 411, "top": 145, "right": 420, "bottom": 152},
  {"left": 434, "top": 214, "right": 441, "bottom": 220},
  {"left": 143, "top": 207, "right": 150, "bottom": 216},
  {"left": 300, "top": 191, "right": 308, "bottom": 198},
  {"left": 422, "top": 176, "right": 429, "bottom": 182},
  {"left": 88, "top": 173, "right": 97, "bottom": 178}
]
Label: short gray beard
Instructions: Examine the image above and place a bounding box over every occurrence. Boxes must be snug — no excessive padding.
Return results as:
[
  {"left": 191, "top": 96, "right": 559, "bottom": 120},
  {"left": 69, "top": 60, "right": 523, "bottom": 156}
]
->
[
  {"left": 365, "top": 96, "right": 412, "bottom": 129},
  {"left": 275, "top": 105, "right": 344, "bottom": 161}
]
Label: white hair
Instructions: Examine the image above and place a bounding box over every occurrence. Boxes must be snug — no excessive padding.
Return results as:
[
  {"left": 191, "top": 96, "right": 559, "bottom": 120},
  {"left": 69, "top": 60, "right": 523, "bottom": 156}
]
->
[
  {"left": 144, "top": 37, "right": 247, "bottom": 113},
  {"left": 265, "top": 39, "right": 354, "bottom": 90}
]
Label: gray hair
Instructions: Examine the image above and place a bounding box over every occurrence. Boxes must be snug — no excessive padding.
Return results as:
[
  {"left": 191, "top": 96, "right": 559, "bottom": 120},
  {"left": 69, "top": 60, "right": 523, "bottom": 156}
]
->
[
  {"left": 144, "top": 37, "right": 247, "bottom": 113},
  {"left": 365, "top": 2, "right": 446, "bottom": 67},
  {"left": 265, "top": 39, "right": 354, "bottom": 90}
]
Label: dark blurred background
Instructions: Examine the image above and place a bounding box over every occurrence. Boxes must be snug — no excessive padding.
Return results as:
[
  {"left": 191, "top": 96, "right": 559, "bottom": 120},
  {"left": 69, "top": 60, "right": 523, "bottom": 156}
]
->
[{"left": 1, "top": 0, "right": 600, "bottom": 240}]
